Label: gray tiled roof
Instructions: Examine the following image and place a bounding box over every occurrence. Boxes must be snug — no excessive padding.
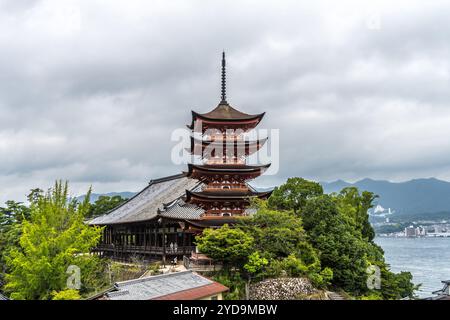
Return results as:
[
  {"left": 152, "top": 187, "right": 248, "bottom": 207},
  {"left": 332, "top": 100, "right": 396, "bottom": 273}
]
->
[
  {"left": 87, "top": 172, "right": 264, "bottom": 225},
  {"left": 0, "top": 293, "right": 8, "bottom": 300},
  {"left": 106, "top": 270, "right": 212, "bottom": 300},
  {"left": 160, "top": 199, "right": 205, "bottom": 220},
  {"left": 88, "top": 174, "right": 202, "bottom": 225}
]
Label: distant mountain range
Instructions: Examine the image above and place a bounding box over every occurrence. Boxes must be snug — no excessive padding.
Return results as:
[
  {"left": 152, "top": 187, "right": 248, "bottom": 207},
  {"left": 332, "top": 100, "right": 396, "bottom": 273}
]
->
[
  {"left": 79, "top": 178, "right": 450, "bottom": 217},
  {"left": 321, "top": 178, "right": 450, "bottom": 216}
]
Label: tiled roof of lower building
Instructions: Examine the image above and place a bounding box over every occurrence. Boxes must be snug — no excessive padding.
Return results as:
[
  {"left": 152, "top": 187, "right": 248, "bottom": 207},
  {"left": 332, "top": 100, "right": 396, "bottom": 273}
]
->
[
  {"left": 88, "top": 174, "right": 202, "bottom": 225},
  {"left": 104, "top": 270, "right": 227, "bottom": 300},
  {"left": 153, "top": 282, "right": 228, "bottom": 300},
  {"left": 160, "top": 199, "right": 204, "bottom": 220}
]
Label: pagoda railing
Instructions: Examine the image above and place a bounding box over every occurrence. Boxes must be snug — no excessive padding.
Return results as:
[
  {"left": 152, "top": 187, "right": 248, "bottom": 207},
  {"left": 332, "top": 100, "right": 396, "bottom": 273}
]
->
[
  {"left": 202, "top": 209, "right": 244, "bottom": 217},
  {"left": 203, "top": 186, "right": 248, "bottom": 192}
]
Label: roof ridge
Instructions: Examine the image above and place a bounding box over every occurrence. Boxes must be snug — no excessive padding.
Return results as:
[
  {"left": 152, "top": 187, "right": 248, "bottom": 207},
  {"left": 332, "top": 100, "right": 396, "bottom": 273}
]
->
[
  {"left": 160, "top": 180, "right": 204, "bottom": 211},
  {"left": 152, "top": 282, "right": 228, "bottom": 300},
  {"left": 149, "top": 173, "right": 187, "bottom": 184},
  {"left": 107, "top": 290, "right": 130, "bottom": 297}
]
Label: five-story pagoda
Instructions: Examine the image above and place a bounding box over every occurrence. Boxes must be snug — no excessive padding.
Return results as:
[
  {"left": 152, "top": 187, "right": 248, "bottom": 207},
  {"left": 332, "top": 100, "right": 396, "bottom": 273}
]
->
[
  {"left": 88, "top": 53, "right": 273, "bottom": 261},
  {"left": 184, "top": 52, "right": 271, "bottom": 225}
]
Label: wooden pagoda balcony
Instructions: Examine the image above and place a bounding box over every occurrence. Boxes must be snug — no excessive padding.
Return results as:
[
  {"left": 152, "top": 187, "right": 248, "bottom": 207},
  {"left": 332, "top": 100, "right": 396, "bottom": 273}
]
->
[
  {"left": 93, "top": 244, "right": 196, "bottom": 256},
  {"left": 202, "top": 209, "right": 244, "bottom": 217},
  {"left": 205, "top": 158, "right": 246, "bottom": 165},
  {"left": 203, "top": 185, "right": 249, "bottom": 192}
]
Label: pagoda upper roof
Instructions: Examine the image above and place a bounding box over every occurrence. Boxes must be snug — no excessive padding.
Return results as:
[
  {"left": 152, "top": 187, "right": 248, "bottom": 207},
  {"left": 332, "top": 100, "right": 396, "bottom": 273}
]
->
[
  {"left": 196, "top": 101, "right": 264, "bottom": 121},
  {"left": 189, "top": 102, "right": 265, "bottom": 129}
]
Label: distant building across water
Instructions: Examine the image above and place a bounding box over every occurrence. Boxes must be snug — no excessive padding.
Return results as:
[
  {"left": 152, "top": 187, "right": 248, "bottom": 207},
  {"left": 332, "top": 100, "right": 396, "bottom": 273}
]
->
[{"left": 404, "top": 225, "right": 427, "bottom": 238}]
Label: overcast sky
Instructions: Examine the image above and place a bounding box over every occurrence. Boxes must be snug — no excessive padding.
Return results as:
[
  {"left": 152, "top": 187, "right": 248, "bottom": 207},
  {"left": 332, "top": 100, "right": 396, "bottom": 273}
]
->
[{"left": 2, "top": 0, "right": 450, "bottom": 203}]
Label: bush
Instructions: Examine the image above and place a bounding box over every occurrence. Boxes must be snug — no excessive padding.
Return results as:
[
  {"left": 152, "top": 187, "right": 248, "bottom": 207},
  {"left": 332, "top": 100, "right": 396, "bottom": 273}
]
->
[
  {"left": 213, "top": 271, "right": 246, "bottom": 300},
  {"left": 196, "top": 224, "right": 254, "bottom": 268},
  {"left": 51, "top": 289, "right": 81, "bottom": 300}
]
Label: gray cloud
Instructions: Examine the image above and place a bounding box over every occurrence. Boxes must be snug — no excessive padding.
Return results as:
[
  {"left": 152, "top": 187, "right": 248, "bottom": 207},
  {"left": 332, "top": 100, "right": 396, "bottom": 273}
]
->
[{"left": 1, "top": 0, "right": 450, "bottom": 202}]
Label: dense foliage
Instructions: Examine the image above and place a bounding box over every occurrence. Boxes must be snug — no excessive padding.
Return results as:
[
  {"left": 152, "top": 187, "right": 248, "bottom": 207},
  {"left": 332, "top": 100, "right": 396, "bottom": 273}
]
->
[
  {"left": 0, "top": 177, "right": 417, "bottom": 300},
  {"left": 2, "top": 181, "right": 106, "bottom": 300},
  {"left": 197, "top": 177, "right": 417, "bottom": 300},
  {"left": 0, "top": 197, "right": 34, "bottom": 286},
  {"left": 86, "top": 195, "right": 128, "bottom": 219},
  {"left": 196, "top": 224, "right": 254, "bottom": 267},
  {"left": 0, "top": 201, "right": 30, "bottom": 280},
  {"left": 268, "top": 177, "right": 323, "bottom": 214}
]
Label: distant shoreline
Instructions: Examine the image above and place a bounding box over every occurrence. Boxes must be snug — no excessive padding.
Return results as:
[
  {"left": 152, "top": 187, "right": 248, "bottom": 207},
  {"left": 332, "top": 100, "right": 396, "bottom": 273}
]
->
[{"left": 376, "top": 235, "right": 450, "bottom": 238}]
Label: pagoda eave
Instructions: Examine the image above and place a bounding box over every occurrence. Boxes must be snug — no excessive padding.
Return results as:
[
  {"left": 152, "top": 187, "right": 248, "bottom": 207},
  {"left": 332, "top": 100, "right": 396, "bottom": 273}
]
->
[
  {"left": 184, "top": 163, "right": 271, "bottom": 181},
  {"left": 185, "top": 189, "right": 272, "bottom": 203}
]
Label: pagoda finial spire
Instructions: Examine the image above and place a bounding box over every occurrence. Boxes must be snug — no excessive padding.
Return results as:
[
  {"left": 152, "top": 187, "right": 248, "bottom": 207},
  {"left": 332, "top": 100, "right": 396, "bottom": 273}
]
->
[{"left": 221, "top": 51, "right": 227, "bottom": 104}]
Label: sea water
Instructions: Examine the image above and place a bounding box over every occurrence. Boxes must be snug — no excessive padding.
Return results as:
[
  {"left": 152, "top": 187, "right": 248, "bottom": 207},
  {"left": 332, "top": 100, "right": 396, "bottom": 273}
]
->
[{"left": 375, "top": 237, "right": 450, "bottom": 298}]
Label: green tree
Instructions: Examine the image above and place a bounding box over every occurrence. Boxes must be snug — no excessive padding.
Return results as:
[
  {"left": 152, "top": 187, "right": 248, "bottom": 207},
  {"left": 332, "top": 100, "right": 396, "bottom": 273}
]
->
[
  {"left": 268, "top": 177, "right": 323, "bottom": 214},
  {"left": 195, "top": 224, "right": 254, "bottom": 268},
  {"left": 379, "top": 268, "right": 417, "bottom": 299},
  {"left": 4, "top": 181, "right": 105, "bottom": 300},
  {"left": 86, "top": 195, "right": 128, "bottom": 219},
  {"left": 51, "top": 289, "right": 81, "bottom": 300},
  {"left": 0, "top": 200, "right": 31, "bottom": 225},
  {"left": 240, "top": 200, "right": 330, "bottom": 286},
  {"left": 0, "top": 201, "right": 31, "bottom": 285},
  {"left": 244, "top": 251, "right": 268, "bottom": 276},
  {"left": 301, "top": 192, "right": 415, "bottom": 299},
  {"left": 335, "top": 187, "right": 377, "bottom": 241},
  {"left": 240, "top": 201, "right": 312, "bottom": 260},
  {"left": 301, "top": 195, "right": 372, "bottom": 294}
]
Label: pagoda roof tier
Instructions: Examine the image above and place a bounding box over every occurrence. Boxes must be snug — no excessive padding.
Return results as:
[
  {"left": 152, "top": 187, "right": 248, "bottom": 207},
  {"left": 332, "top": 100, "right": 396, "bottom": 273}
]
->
[
  {"left": 185, "top": 189, "right": 272, "bottom": 204},
  {"left": 185, "top": 163, "right": 271, "bottom": 181},
  {"left": 188, "top": 136, "right": 268, "bottom": 156},
  {"left": 188, "top": 102, "right": 265, "bottom": 131}
]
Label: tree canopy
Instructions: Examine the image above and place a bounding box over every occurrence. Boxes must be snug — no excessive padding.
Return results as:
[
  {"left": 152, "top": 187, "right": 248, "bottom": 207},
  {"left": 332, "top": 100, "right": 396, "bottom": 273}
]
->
[
  {"left": 4, "top": 181, "right": 105, "bottom": 300},
  {"left": 200, "top": 177, "right": 416, "bottom": 300},
  {"left": 273, "top": 177, "right": 416, "bottom": 299},
  {"left": 196, "top": 224, "right": 254, "bottom": 267},
  {"left": 268, "top": 177, "right": 323, "bottom": 214},
  {"left": 0, "top": 176, "right": 417, "bottom": 300},
  {"left": 86, "top": 195, "right": 128, "bottom": 219}
]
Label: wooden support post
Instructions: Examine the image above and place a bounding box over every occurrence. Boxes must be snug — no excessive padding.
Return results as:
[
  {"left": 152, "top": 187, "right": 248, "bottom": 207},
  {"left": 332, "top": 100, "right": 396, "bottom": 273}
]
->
[
  {"left": 143, "top": 227, "right": 147, "bottom": 250},
  {"left": 162, "top": 220, "right": 166, "bottom": 267}
]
